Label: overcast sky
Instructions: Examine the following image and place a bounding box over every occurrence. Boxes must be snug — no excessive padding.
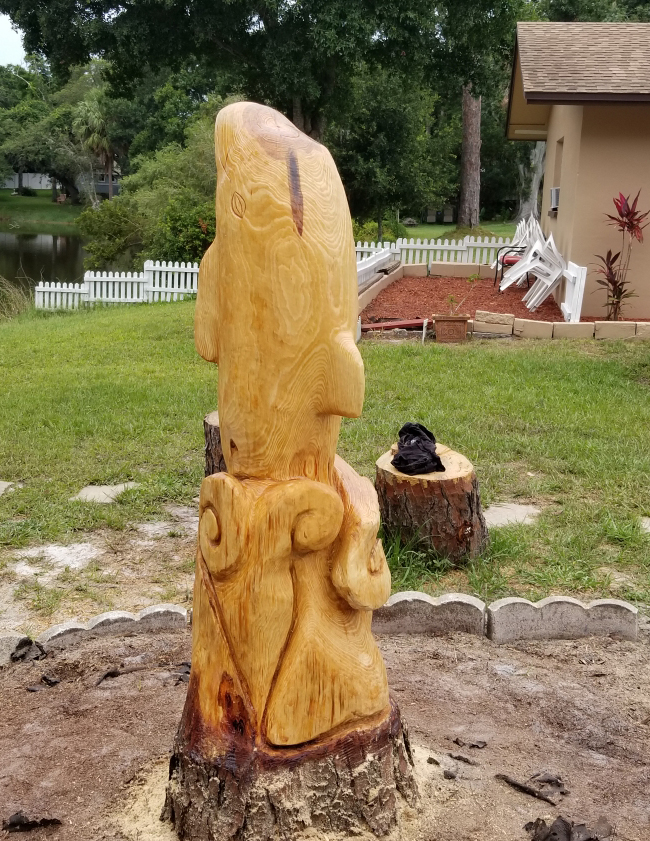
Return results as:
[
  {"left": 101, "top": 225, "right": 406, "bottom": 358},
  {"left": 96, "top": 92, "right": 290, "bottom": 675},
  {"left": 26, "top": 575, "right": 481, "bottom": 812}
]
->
[{"left": 0, "top": 14, "right": 26, "bottom": 66}]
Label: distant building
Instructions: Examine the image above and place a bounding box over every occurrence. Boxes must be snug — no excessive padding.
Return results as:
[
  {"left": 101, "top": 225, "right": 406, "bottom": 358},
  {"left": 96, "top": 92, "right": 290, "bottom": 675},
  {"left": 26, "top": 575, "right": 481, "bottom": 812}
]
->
[
  {"left": 3, "top": 168, "right": 121, "bottom": 197},
  {"left": 2, "top": 172, "right": 53, "bottom": 190},
  {"left": 507, "top": 22, "right": 650, "bottom": 318}
]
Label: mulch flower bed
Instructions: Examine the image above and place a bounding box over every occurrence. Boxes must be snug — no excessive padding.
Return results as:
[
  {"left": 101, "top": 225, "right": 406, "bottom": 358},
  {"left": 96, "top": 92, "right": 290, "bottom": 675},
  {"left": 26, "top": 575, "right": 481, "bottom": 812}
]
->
[{"left": 361, "top": 275, "right": 564, "bottom": 323}]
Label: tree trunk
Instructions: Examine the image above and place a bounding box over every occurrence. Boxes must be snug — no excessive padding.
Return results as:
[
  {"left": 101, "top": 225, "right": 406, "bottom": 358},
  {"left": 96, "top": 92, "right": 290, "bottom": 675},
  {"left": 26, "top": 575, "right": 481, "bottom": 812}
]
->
[
  {"left": 291, "top": 96, "right": 305, "bottom": 133},
  {"left": 458, "top": 85, "right": 482, "bottom": 229},
  {"left": 17, "top": 169, "right": 23, "bottom": 192},
  {"left": 164, "top": 699, "right": 417, "bottom": 841},
  {"left": 204, "top": 411, "right": 227, "bottom": 476},
  {"left": 309, "top": 110, "right": 326, "bottom": 142},
  {"left": 518, "top": 141, "right": 546, "bottom": 220},
  {"left": 51, "top": 177, "right": 58, "bottom": 202},
  {"left": 378, "top": 206, "right": 383, "bottom": 243},
  {"left": 107, "top": 157, "right": 113, "bottom": 199},
  {"left": 375, "top": 444, "right": 488, "bottom": 562},
  {"left": 59, "top": 176, "right": 80, "bottom": 204}
]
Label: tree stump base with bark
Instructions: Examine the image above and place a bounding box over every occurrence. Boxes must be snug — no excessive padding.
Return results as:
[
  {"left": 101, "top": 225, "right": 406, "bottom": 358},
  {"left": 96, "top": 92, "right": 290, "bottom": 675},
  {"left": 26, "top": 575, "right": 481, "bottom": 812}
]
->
[
  {"left": 375, "top": 444, "right": 488, "bottom": 561},
  {"left": 204, "top": 411, "right": 227, "bottom": 476},
  {"left": 163, "top": 700, "right": 418, "bottom": 841}
]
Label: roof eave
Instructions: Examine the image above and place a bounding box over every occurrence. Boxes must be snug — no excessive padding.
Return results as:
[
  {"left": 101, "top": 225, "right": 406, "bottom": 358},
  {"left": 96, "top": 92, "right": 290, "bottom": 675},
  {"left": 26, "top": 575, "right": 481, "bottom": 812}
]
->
[{"left": 525, "top": 91, "right": 650, "bottom": 104}]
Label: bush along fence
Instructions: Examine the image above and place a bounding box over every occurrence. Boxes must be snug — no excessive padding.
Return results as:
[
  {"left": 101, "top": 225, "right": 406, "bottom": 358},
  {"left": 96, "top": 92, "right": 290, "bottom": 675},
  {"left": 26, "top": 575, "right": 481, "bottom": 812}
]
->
[
  {"left": 34, "top": 261, "right": 200, "bottom": 309},
  {"left": 355, "top": 236, "right": 511, "bottom": 265}
]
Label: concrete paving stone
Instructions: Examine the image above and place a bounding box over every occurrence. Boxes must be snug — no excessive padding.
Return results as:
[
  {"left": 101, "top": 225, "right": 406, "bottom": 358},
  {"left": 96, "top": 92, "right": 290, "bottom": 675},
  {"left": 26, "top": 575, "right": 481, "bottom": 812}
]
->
[
  {"left": 137, "top": 604, "right": 188, "bottom": 630},
  {"left": 372, "top": 591, "right": 486, "bottom": 636},
  {"left": 552, "top": 322, "right": 595, "bottom": 339},
  {"left": 136, "top": 522, "right": 174, "bottom": 539},
  {"left": 71, "top": 482, "right": 139, "bottom": 503},
  {"left": 483, "top": 503, "right": 540, "bottom": 528},
  {"left": 0, "top": 633, "right": 31, "bottom": 667},
  {"left": 36, "top": 620, "right": 88, "bottom": 647},
  {"left": 513, "top": 318, "right": 554, "bottom": 339},
  {"left": 640, "top": 517, "right": 650, "bottom": 534},
  {"left": 86, "top": 611, "right": 138, "bottom": 634},
  {"left": 474, "top": 310, "right": 515, "bottom": 326},
  {"left": 0, "top": 481, "right": 14, "bottom": 497},
  {"left": 487, "top": 595, "right": 637, "bottom": 643},
  {"left": 594, "top": 321, "right": 636, "bottom": 340}
]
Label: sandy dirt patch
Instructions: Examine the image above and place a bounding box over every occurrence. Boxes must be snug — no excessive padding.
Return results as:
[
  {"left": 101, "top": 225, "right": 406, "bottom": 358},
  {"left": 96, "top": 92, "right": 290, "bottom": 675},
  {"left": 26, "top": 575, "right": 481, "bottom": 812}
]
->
[{"left": 0, "top": 506, "right": 199, "bottom": 635}]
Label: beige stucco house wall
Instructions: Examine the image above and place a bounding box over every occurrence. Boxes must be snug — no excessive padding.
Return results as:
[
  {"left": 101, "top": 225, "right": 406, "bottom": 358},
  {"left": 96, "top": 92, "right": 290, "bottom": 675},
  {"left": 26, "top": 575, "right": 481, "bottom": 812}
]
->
[{"left": 507, "top": 22, "right": 650, "bottom": 319}]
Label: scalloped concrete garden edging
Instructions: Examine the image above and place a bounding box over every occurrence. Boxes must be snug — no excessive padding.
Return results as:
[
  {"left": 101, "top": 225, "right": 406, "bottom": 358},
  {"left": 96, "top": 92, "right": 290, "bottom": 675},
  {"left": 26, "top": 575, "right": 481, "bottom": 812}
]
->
[
  {"left": 0, "top": 604, "right": 189, "bottom": 665},
  {"left": 371, "top": 592, "right": 637, "bottom": 643},
  {"left": 487, "top": 596, "right": 638, "bottom": 643},
  {"left": 373, "top": 592, "right": 486, "bottom": 636},
  {"left": 0, "top": 593, "right": 640, "bottom": 667}
]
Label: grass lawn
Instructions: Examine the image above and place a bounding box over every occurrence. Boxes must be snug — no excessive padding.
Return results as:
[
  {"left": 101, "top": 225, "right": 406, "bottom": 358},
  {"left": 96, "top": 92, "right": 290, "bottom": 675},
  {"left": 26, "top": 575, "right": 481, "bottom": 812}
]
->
[
  {"left": 401, "top": 222, "right": 517, "bottom": 242},
  {"left": 0, "top": 189, "right": 83, "bottom": 235},
  {"left": 1, "top": 302, "right": 650, "bottom": 610}
]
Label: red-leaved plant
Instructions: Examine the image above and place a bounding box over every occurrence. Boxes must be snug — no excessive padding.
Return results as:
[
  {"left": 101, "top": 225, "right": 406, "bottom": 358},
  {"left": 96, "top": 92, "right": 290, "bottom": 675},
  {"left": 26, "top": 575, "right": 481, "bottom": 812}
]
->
[{"left": 595, "top": 191, "right": 649, "bottom": 320}]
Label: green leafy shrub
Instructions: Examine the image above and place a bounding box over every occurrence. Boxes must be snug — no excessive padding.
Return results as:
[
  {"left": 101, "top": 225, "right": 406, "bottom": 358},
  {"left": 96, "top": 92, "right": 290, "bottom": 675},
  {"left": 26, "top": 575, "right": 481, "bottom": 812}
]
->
[
  {"left": 76, "top": 195, "right": 147, "bottom": 269},
  {"left": 352, "top": 218, "right": 408, "bottom": 243},
  {"left": 146, "top": 194, "right": 215, "bottom": 264},
  {"left": 77, "top": 95, "right": 227, "bottom": 269}
]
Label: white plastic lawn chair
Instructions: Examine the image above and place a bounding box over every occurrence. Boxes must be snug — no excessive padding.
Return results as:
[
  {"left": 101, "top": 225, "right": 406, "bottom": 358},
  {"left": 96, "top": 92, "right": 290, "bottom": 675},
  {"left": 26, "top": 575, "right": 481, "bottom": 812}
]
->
[
  {"left": 490, "top": 214, "right": 536, "bottom": 271},
  {"left": 499, "top": 236, "right": 546, "bottom": 290},
  {"left": 522, "top": 235, "right": 566, "bottom": 311}
]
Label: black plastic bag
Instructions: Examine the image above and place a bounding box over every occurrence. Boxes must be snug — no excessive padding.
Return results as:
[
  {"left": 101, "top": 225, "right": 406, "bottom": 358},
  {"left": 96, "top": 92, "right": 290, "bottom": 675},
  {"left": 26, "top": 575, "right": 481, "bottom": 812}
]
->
[{"left": 391, "top": 423, "right": 445, "bottom": 475}]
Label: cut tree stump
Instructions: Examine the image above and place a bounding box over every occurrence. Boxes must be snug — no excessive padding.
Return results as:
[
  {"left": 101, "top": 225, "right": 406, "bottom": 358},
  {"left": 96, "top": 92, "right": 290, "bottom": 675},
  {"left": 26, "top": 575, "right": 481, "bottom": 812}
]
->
[
  {"left": 375, "top": 444, "right": 488, "bottom": 561},
  {"left": 204, "top": 410, "right": 226, "bottom": 476},
  {"left": 164, "top": 700, "right": 418, "bottom": 841}
]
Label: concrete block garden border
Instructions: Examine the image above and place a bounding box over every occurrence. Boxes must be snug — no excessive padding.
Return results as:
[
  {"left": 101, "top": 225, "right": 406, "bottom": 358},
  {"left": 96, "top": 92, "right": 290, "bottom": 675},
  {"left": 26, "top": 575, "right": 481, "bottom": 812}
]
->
[
  {"left": 0, "top": 593, "right": 640, "bottom": 667},
  {"left": 0, "top": 604, "right": 188, "bottom": 665},
  {"left": 371, "top": 591, "right": 638, "bottom": 643}
]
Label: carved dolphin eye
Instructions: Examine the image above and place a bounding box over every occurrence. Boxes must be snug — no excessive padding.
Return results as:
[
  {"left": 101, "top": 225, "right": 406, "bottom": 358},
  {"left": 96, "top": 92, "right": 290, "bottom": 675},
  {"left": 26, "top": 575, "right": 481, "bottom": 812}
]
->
[{"left": 231, "top": 192, "right": 246, "bottom": 218}]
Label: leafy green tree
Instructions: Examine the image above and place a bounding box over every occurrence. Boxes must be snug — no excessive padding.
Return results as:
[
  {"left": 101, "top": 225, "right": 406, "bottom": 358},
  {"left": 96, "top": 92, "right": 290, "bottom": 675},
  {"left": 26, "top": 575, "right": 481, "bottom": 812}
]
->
[
  {"left": 0, "top": 0, "right": 430, "bottom": 141},
  {"left": 537, "top": 0, "right": 650, "bottom": 20},
  {"left": 73, "top": 89, "right": 122, "bottom": 198},
  {"left": 76, "top": 97, "right": 224, "bottom": 267},
  {"left": 327, "top": 66, "right": 458, "bottom": 239}
]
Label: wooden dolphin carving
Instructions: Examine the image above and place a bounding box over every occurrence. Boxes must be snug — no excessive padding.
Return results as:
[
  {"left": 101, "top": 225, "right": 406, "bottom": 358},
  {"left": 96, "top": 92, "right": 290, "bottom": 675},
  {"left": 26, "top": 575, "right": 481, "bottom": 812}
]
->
[
  {"left": 195, "top": 101, "right": 365, "bottom": 484},
  {"left": 175, "top": 102, "right": 391, "bottom": 765}
]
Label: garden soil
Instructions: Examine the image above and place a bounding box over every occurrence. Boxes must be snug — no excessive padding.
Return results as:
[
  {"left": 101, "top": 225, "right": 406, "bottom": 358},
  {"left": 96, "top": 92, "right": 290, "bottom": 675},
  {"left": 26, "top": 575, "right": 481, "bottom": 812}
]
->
[
  {"left": 360, "top": 276, "right": 565, "bottom": 323},
  {"left": 1, "top": 628, "right": 649, "bottom": 840}
]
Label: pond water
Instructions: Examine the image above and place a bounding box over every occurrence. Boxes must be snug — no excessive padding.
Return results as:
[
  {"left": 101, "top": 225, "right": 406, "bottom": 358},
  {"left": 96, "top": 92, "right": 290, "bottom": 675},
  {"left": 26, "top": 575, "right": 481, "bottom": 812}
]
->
[{"left": 0, "top": 233, "right": 88, "bottom": 289}]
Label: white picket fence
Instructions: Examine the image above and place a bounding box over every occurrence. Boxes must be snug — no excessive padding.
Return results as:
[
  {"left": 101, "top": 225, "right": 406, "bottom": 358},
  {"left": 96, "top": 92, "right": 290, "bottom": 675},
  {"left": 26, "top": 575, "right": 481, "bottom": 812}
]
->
[
  {"left": 357, "top": 248, "right": 392, "bottom": 286},
  {"left": 355, "top": 236, "right": 511, "bottom": 266},
  {"left": 35, "top": 261, "right": 199, "bottom": 309},
  {"left": 35, "top": 238, "right": 511, "bottom": 310}
]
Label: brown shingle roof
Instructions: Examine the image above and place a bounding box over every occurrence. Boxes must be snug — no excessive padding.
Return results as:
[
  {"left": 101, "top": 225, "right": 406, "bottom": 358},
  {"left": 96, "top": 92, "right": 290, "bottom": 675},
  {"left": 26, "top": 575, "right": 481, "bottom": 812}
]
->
[{"left": 518, "top": 22, "right": 650, "bottom": 101}]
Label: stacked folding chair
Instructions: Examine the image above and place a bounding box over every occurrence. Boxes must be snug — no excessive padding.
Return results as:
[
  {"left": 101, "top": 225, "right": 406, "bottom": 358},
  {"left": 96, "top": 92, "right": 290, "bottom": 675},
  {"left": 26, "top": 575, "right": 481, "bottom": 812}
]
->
[
  {"left": 492, "top": 214, "right": 544, "bottom": 286},
  {"left": 521, "top": 235, "right": 566, "bottom": 312}
]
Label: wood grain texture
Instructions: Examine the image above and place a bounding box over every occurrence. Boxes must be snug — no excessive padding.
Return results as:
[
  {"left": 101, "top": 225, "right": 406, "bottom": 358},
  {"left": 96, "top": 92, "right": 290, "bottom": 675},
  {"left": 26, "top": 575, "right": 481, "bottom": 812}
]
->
[
  {"left": 195, "top": 101, "right": 364, "bottom": 484},
  {"left": 376, "top": 445, "right": 489, "bottom": 561},
  {"left": 170, "top": 102, "right": 411, "bottom": 838}
]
